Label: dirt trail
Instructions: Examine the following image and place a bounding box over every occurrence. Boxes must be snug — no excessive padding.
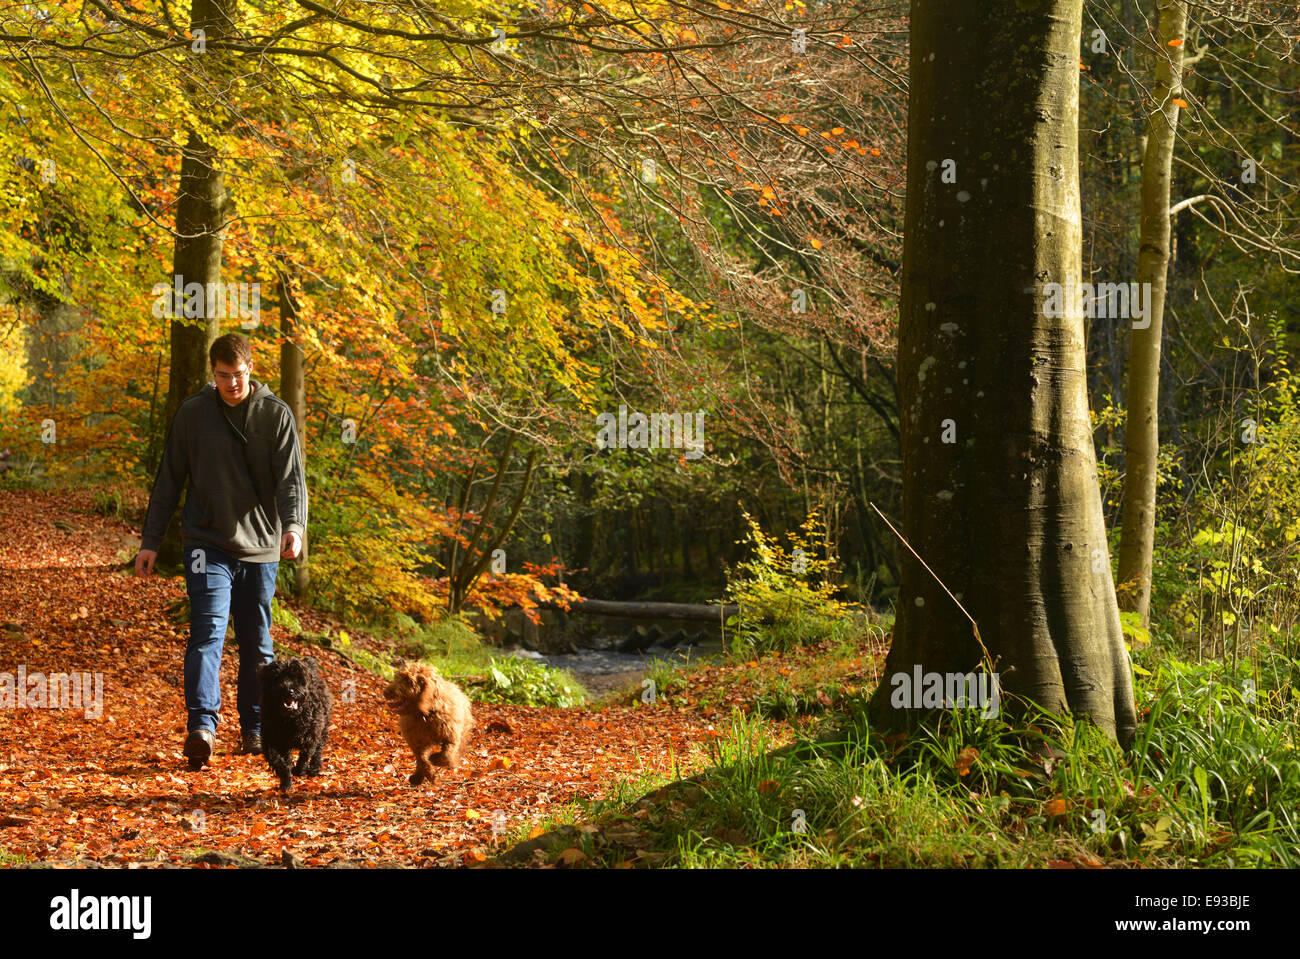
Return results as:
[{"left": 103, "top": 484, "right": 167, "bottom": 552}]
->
[{"left": 0, "top": 489, "right": 719, "bottom": 867}]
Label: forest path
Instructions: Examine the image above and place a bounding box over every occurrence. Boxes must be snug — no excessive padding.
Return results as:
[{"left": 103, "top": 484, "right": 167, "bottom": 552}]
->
[{"left": 0, "top": 489, "right": 720, "bottom": 867}]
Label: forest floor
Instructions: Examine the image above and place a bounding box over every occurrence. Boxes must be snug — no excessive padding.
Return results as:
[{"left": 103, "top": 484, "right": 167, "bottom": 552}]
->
[
  {"left": 6, "top": 488, "right": 1293, "bottom": 869},
  {"left": 0, "top": 488, "right": 876, "bottom": 869}
]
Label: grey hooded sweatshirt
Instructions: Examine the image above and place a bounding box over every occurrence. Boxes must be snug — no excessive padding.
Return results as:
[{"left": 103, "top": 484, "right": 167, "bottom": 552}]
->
[{"left": 141, "top": 379, "right": 307, "bottom": 563}]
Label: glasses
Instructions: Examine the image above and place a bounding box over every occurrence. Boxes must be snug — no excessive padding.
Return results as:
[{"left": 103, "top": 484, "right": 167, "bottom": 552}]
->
[{"left": 214, "top": 369, "right": 249, "bottom": 382}]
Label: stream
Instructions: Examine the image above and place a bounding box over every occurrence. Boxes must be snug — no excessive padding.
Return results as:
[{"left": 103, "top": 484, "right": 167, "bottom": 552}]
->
[{"left": 498, "top": 615, "right": 729, "bottom": 697}]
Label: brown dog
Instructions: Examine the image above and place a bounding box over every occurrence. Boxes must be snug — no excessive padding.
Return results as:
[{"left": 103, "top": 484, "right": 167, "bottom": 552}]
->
[{"left": 383, "top": 662, "right": 473, "bottom": 785}]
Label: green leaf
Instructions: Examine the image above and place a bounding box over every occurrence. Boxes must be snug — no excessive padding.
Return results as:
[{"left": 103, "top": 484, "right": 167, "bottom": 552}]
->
[{"left": 1119, "top": 611, "right": 1150, "bottom": 647}]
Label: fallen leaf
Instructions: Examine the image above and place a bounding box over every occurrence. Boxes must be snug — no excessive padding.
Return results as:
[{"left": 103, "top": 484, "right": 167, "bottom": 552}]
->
[
  {"left": 954, "top": 747, "right": 979, "bottom": 777},
  {"left": 555, "top": 847, "right": 587, "bottom": 866}
]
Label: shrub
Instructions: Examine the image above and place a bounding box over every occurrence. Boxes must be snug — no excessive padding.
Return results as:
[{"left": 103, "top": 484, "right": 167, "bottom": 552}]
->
[
  {"left": 270, "top": 597, "right": 301, "bottom": 635},
  {"left": 724, "top": 508, "right": 853, "bottom": 656},
  {"left": 475, "top": 655, "right": 588, "bottom": 708},
  {"left": 91, "top": 486, "right": 126, "bottom": 519}
]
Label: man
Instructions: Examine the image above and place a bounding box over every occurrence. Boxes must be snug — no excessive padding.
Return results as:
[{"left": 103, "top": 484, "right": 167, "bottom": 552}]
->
[{"left": 136, "top": 333, "right": 308, "bottom": 769}]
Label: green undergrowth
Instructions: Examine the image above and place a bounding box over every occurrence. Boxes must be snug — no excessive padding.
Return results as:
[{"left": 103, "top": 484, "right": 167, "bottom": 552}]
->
[
  {"left": 474, "top": 655, "right": 589, "bottom": 708},
  {"left": 300, "top": 612, "right": 590, "bottom": 708},
  {"left": 505, "top": 636, "right": 1300, "bottom": 868},
  {"left": 0, "top": 847, "right": 31, "bottom": 867}
]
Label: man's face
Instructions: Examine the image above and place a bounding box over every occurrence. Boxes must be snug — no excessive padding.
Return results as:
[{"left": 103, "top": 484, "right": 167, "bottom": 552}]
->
[{"left": 213, "top": 359, "right": 253, "bottom": 405}]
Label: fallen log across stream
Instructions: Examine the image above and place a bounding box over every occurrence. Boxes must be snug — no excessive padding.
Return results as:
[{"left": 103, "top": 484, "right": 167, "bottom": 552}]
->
[{"left": 537, "top": 598, "right": 739, "bottom": 622}]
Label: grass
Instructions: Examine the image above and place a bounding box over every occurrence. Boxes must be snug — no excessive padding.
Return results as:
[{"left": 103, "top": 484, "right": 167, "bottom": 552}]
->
[
  {"left": 0, "top": 847, "right": 31, "bottom": 866},
  {"left": 494, "top": 625, "right": 1300, "bottom": 868}
]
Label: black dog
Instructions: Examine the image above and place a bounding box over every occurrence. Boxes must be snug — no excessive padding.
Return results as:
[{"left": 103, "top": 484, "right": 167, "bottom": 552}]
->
[{"left": 258, "top": 657, "right": 333, "bottom": 792}]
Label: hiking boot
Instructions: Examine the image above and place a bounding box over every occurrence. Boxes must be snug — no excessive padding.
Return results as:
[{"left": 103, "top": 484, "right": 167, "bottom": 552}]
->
[
  {"left": 183, "top": 728, "right": 215, "bottom": 770},
  {"left": 240, "top": 731, "right": 262, "bottom": 755}
]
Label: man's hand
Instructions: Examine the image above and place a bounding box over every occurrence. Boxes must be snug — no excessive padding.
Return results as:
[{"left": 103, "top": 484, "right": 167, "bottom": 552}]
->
[
  {"left": 135, "top": 548, "right": 158, "bottom": 577},
  {"left": 281, "top": 530, "right": 302, "bottom": 559}
]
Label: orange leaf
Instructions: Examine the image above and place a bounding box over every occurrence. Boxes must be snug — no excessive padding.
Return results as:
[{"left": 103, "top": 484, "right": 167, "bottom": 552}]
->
[
  {"left": 757, "top": 779, "right": 780, "bottom": 794},
  {"left": 1044, "top": 798, "right": 1068, "bottom": 817},
  {"left": 1172, "top": 98, "right": 1188, "bottom": 108},
  {"left": 555, "top": 847, "right": 587, "bottom": 866},
  {"left": 528, "top": 825, "right": 545, "bottom": 839},
  {"left": 954, "top": 746, "right": 979, "bottom": 777},
  {"left": 1168, "top": 37, "right": 1184, "bottom": 46}
]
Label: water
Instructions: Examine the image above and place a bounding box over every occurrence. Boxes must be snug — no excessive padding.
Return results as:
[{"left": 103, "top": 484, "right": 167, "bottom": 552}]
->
[{"left": 503, "top": 629, "right": 726, "bottom": 695}]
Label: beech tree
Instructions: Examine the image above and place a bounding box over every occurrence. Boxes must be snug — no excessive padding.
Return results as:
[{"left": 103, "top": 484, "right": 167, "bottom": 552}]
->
[
  {"left": 1114, "top": 0, "right": 1187, "bottom": 627},
  {"left": 154, "top": 0, "right": 239, "bottom": 565},
  {"left": 1108, "top": 0, "right": 1300, "bottom": 627},
  {"left": 868, "top": 0, "right": 1137, "bottom": 745}
]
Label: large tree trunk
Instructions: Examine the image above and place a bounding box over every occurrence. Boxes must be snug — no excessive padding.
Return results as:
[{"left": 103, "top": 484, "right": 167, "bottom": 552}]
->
[
  {"left": 22, "top": 280, "right": 81, "bottom": 410},
  {"left": 868, "top": 0, "right": 1137, "bottom": 746},
  {"left": 1116, "top": 0, "right": 1188, "bottom": 626},
  {"left": 156, "top": 0, "right": 238, "bottom": 567},
  {"left": 278, "top": 264, "right": 310, "bottom": 598}
]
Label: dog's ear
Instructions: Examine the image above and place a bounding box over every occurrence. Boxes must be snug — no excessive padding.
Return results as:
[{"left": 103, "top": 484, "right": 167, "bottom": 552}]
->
[{"left": 415, "top": 674, "right": 428, "bottom": 690}]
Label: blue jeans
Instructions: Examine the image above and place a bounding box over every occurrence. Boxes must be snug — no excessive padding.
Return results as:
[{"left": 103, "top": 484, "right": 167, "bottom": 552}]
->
[{"left": 182, "top": 542, "right": 278, "bottom": 735}]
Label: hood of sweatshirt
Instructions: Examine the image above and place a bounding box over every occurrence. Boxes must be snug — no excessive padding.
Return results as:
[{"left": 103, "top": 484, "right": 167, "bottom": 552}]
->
[
  {"left": 139, "top": 378, "right": 307, "bottom": 562},
  {"left": 206, "top": 379, "right": 271, "bottom": 442}
]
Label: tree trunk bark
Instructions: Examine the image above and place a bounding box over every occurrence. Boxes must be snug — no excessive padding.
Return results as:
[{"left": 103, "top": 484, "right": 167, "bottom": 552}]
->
[
  {"left": 157, "top": 0, "right": 238, "bottom": 567},
  {"left": 1116, "top": 0, "right": 1187, "bottom": 626},
  {"left": 868, "top": 0, "right": 1137, "bottom": 746},
  {"left": 23, "top": 281, "right": 80, "bottom": 410},
  {"left": 278, "top": 263, "right": 310, "bottom": 598}
]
